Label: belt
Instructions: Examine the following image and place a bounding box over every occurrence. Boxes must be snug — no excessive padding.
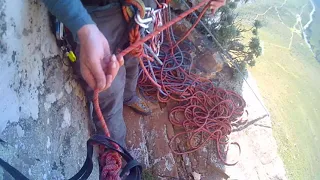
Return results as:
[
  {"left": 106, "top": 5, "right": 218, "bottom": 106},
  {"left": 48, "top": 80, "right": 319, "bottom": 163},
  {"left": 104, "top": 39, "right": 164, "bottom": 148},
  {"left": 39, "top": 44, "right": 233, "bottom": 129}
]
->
[{"left": 81, "top": 0, "right": 110, "bottom": 6}]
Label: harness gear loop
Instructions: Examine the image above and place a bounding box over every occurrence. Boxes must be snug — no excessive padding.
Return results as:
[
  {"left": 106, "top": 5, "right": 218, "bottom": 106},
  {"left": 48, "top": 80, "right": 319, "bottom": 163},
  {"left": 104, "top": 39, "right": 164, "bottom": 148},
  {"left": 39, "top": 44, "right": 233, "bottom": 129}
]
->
[
  {"left": 121, "top": 0, "right": 146, "bottom": 57},
  {"left": 122, "top": 0, "right": 146, "bottom": 21}
]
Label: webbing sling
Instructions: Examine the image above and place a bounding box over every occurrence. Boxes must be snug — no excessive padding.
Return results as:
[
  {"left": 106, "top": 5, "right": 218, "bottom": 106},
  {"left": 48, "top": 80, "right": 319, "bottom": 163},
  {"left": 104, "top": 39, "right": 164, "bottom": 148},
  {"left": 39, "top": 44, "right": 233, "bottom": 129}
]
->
[{"left": 0, "top": 135, "right": 142, "bottom": 180}]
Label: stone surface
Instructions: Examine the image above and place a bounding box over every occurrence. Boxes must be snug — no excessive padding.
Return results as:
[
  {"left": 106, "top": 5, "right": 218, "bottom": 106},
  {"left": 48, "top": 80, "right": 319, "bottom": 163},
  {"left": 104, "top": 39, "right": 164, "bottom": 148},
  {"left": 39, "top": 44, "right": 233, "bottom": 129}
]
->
[
  {"left": 0, "top": 1, "right": 98, "bottom": 179},
  {"left": 124, "top": 102, "right": 180, "bottom": 179},
  {"left": 224, "top": 72, "right": 287, "bottom": 180},
  {"left": 169, "top": 0, "right": 188, "bottom": 11},
  {"left": 124, "top": 102, "right": 228, "bottom": 180},
  {"left": 194, "top": 51, "right": 224, "bottom": 79}
]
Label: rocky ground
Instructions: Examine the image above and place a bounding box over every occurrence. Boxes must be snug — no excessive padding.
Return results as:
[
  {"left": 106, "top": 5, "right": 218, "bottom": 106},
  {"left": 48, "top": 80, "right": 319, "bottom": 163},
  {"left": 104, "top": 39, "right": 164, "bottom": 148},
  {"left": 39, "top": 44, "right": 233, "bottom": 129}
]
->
[
  {"left": 0, "top": 1, "right": 98, "bottom": 179},
  {"left": 224, "top": 72, "right": 287, "bottom": 180}
]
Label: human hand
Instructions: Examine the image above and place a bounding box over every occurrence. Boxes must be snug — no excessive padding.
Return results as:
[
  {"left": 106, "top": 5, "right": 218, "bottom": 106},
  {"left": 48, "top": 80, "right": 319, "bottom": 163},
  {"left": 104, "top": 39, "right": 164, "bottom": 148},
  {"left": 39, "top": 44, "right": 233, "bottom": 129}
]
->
[
  {"left": 77, "top": 24, "right": 124, "bottom": 91},
  {"left": 209, "top": 0, "right": 226, "bottom": 14}
]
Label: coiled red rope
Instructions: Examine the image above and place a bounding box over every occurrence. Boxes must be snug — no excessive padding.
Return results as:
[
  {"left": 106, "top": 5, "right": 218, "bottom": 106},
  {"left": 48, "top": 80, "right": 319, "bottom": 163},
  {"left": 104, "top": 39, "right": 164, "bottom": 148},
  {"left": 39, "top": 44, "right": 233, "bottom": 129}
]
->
[
  {"left": 93, "top": 0, "right": 244, "bottom": 179},
  {"left": 138, "top": 1, "right": 245, "bottom": 165},
  {"left": 139, "top": 55, "right": 245, "bottom": 165}
]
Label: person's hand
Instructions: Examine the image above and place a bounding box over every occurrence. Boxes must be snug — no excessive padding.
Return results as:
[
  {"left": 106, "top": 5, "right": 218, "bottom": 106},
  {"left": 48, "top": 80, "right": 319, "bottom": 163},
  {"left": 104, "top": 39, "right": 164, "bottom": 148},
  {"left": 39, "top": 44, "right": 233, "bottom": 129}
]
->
[
  {"left": 209, "top": 0, "right": 226, "bottom": 14},
  {"left": 77, "top": 24, "right": 124, "bottom": 91}
]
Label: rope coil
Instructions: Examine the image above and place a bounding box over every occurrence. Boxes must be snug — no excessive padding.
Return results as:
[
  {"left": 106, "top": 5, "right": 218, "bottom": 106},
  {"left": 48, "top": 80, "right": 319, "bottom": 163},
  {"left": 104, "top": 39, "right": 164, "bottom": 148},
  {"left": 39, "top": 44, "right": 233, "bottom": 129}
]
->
[{"left": 138, "top": 2, "right": 245, "bottom": 165}]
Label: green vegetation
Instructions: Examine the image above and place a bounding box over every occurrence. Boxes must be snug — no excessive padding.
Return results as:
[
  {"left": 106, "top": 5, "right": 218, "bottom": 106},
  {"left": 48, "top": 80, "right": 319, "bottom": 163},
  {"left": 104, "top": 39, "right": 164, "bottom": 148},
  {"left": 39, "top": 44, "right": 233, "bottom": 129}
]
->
[
  {"left": 199, "top": 0, "right": 263, "bottom": 69},
  {"left": 238, "top": 0, "right": 320, "bottom": 179},
  {"left": 142, "top": 169, "right": 157, "bottom": 180}
]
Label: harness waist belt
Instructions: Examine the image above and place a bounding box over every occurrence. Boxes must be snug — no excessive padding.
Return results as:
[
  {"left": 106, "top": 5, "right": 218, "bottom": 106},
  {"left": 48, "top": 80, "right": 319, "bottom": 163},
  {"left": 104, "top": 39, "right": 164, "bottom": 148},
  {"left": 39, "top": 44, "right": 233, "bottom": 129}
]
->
[{"left": 81, "top": 0, "right": 110, "bottom": 6}]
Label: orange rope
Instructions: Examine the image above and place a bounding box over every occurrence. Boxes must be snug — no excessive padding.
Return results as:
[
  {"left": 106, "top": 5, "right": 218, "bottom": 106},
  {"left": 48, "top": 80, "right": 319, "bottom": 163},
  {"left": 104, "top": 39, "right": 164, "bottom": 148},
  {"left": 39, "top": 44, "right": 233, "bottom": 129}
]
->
[{"left": 93, "top": 90, "right": 122, "bottom": 180}]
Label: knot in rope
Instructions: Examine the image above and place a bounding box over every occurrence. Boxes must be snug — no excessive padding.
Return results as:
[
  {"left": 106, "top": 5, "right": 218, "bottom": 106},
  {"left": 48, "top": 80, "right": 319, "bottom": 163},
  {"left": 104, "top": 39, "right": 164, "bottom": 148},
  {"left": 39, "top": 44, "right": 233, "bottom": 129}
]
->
[
  {"left": 100, "top": 151, "right": 122, "bottom": 180},
  {"left": 128, "top": 26, "right": 144, "bottom": 57}
]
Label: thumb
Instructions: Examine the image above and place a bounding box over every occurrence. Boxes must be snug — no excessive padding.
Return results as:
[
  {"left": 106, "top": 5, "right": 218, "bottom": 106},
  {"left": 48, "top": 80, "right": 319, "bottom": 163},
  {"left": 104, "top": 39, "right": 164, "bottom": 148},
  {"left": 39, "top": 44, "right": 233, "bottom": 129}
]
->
[
  {"left": 107, "top": 55, "right": 120, "bottom": 81},
  {"left": 104, "top": 55, "right": 121, "bottom": 90}
]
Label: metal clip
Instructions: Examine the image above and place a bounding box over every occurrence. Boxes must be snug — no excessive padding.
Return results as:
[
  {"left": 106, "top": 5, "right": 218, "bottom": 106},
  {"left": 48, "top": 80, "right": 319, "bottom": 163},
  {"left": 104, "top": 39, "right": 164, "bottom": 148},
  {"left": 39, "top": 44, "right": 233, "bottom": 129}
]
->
[
  {"left": 134, "top": 13, "right": 153, "bottom": 28},
  {"left": 135, "top": 4, "right": 168, "bottom": 29},
  {"left": 161, "top": 3, "right": 168, "bottom": 9},
  {"left": 55, "top": 20, "right": 64, "bottom": 40}
]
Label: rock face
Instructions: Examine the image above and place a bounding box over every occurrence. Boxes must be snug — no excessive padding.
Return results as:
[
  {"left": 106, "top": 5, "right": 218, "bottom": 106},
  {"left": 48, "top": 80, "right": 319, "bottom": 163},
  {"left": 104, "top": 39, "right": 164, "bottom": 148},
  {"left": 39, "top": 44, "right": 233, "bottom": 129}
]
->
[
  {"left": 225, "top": 72, "right": 287, "bottom": 180},
  {"left": 194, "top": 51, "right": 224, "bottom": 79},
  {"left": 124, "top": 103, "right": 228, "bottom": 180},
  {"left": 0, "top": 1, "right": 98, "bottom": 179}
]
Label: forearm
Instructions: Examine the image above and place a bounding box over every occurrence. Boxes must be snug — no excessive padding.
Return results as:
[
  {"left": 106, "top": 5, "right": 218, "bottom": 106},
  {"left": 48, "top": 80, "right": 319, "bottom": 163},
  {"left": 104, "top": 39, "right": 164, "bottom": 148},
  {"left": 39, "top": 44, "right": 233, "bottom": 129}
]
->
[{"left": 42, "top": 0, "right": 95, "bottom": 38}]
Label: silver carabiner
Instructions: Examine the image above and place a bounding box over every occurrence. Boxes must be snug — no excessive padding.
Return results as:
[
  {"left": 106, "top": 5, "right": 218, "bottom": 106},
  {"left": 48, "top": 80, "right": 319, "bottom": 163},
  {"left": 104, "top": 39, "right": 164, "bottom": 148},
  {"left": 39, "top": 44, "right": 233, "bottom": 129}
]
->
[
  {"left": 135, "top": 13, "right": 153, "bottom": 28},
  {"left": 161, "top": 3, "right": 168, "bottom": 9}
]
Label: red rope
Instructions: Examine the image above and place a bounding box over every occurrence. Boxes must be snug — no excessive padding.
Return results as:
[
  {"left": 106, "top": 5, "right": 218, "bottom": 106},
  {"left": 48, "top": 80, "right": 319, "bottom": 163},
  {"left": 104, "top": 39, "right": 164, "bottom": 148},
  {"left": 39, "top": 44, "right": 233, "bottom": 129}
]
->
[
  {"left": 139, "top": 57, "right": 245, "bottom": 165},
  {"left": 137, "top": 1, "right": 245, "bottom": 165},
  {"left": 93, "top": 90, "right": 122, "bottom": 180}
]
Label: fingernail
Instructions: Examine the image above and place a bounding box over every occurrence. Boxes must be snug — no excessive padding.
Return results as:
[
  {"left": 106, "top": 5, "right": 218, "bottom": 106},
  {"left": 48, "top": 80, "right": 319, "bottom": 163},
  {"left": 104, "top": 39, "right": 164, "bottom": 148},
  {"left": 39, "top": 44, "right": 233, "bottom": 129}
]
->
[
  {"left": 111, "top": 61, "right": 117, "bottom": 68},
  {"left": 119, "top": 57, "right": 124, "bottom": 65},
  {"left": 111, "top": 55, "right": 116, "bottom": 62}
]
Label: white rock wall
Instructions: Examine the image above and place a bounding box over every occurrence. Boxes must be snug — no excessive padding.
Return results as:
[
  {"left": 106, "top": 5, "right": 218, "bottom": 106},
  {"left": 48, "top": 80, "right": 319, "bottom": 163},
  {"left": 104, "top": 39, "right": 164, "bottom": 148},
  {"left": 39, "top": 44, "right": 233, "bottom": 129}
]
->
[{"left": 0, "top": 0, "right": 98, "bottom": 179}]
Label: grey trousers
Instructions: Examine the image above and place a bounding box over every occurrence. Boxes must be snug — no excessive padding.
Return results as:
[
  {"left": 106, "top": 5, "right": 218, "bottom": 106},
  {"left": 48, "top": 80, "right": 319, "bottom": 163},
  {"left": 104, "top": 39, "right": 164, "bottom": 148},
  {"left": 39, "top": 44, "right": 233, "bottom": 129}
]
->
[{"left": 75, "top": 6, "right": 139, "bottom": 147}]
